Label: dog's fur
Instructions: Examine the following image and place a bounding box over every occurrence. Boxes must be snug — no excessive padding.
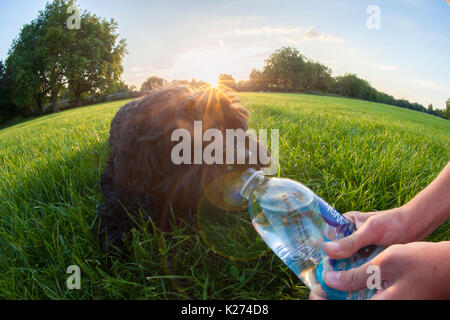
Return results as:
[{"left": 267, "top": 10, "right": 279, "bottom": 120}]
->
[{"left": 97, "top": 86, "right": 265, "bottom": 252}]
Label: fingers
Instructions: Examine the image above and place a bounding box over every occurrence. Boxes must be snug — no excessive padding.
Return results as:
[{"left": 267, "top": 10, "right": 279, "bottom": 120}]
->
[
  {"left": 370, "top": 285, "right": 396, "bottom": 300},
  {"left": 324, "top": 261, "right": 377, "bottom": 292},
  {"left": 343, "top": 211, "right": 375, "bottom": 228},
  {"left": 308, "top": 291, "right": 326, "bottom": 300},
  {"left": 323, "top": 228, "right": 376, "bottom": 259},
  {"left": 342, "top": 211, "right": 360, "bottom": 225},
  {"left": 323, "top": 218, "right": 380, "bottom": 259}
]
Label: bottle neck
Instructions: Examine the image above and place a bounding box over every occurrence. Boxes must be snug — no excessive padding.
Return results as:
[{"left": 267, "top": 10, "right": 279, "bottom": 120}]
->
[{"left": 240, "top": 169, "right": 265, "bottom": 199}]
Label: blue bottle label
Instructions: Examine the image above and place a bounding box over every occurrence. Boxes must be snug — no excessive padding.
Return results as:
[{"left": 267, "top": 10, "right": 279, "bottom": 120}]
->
[{"left": 315, "top": 195, "right": 354, "bottom": 237}]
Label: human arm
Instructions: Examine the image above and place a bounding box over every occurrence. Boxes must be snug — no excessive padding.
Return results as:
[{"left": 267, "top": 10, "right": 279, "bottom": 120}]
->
[{"left": 323, "top": 161, "right": 450, "bottom": 259}]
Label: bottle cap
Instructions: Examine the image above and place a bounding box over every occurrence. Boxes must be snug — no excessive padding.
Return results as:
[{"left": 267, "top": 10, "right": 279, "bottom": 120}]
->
[{"left": 240, "top": 169, "right": 264, "bottom": 198}]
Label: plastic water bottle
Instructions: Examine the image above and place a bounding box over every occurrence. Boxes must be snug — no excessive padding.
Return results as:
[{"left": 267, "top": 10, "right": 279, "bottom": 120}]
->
[{"left": 226, "top": 168, "right": 384, "bottom": 300}]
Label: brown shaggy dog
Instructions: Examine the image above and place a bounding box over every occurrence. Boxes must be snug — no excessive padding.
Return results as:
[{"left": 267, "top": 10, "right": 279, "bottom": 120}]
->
[{"left": 97, "top": 86, "right": 266, "bottom": 253}]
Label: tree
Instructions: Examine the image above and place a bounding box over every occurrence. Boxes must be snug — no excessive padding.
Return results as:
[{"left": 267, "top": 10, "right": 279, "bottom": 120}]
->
[
  {"left": 217, "top": 74, "right": 237, "bottom": 90},
  {"left": 6, "top": 21, "right": 47, "bottom": 115},
  {"left": 238, "top": 46, "right": 445, "bottom": 119},
  {"left": 6, "top": 0, "right": 74, "bottom": 114},
  {"left": 0, "top": 60, "right": 15, "bottom": 123},
  {"left": 64, "top": 10, "right": 126, "bottom": 108},
  {"left": 37, "top": 0, "right": 73, "bottom": 112},
  {"left": 444, "top": 99, "right": 450, "bottom": 120},
  {"left": 249, "top": 69, "right": 268, "bottom": 91},
  {"left": 0, "top": 61, "right": 5, "bottom": 116},
  {"left": 141, "top": 76, "right": 165, "bottom": 91},
  {"left": 263, "top": 47, "right": 306, "bottom": 91},
  {"left": 171, "top": 79, "right": 190, "bottom": 86},
  {"left": 334, "top": 74, "right": 373, "bottom": 100},
  {"left": 190, "top": 78, "right": 209, "bottom": 90},
  {"left": 300, "top": 60, "right": 334, "bottom": 93},
  {"left": 4, "top": 0, "right": 126, "bottom": 113}
]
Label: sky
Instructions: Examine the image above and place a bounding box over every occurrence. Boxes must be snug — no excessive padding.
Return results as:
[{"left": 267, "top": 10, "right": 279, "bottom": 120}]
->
[{"left": 0, "top": 0, "right": 449, "bottom": 109}]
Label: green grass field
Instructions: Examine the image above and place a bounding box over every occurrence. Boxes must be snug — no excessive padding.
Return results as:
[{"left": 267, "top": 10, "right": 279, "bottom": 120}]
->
[{"left": 0, "top": 92, "right": 449, "bottom": 299}]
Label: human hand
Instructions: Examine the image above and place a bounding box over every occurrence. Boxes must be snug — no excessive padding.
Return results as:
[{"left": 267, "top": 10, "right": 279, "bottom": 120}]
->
[
  {"left": 308, "top": 208, "right": 410, "bottom": 300},
  {"left": 309, "top": 163, "right": 450, "bottom": 300},
  {"left": 320, "top": 241, "right": 450, "bottom": 300},
  {"left": 322, "top": 208, "right": 414, "bottom": 260}
]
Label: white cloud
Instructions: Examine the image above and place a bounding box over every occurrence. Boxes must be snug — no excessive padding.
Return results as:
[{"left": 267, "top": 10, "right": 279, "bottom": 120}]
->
[
  {"left": 224, "top": 26, "right": 303, "bottom": 36},
  {"left": 370, "top": 64, "right": 400, "bottom": 72},
  {"left": 124, "top": 22, "right": 346, "bottom": 88},
  {"left": 130, "top": 67, "right": 144, "bottom": 72},
  {"left": 302, "top": 27, "right": 344, "bottom": 43},
  {"left": 411, "top": 78, "right": 438, "bottom": 88},
  {"left": 410, "top": 78, "right": 450, "bottom": 92},
  {"left": 132, "top": 72, "right": 149, "bottom": 78},
  {"left": 149, "top": 41, "right": 270, "bottom": 84},
  {"left": 215, "top": 25, "right": 344, "bottom": 43}
]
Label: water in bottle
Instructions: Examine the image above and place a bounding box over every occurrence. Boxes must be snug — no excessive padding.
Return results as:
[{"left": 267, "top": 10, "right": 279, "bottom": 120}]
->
[{"left": 226, "top": 168, "right": 384, "bottom": 300}]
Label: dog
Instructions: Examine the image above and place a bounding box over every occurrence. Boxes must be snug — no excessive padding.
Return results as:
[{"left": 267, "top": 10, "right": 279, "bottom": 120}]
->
[{"left": 97, "top": 86, "right": 268, "bottom": 253}]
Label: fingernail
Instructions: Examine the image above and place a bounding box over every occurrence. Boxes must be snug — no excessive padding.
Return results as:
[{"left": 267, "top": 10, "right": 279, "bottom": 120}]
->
[
  {"left": 324, "top": 242, "right": 342, "bottom": 255},
  {"left": 325, "top": 271, "right": 341, "bottom": 286}
]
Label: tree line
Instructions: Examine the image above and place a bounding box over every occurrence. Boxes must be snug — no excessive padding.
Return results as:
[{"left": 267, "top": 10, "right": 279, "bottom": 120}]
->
[
  {"left": 0, "top": 0, "right": 127, "bottom": 125},
  {"left": 236, "top": 47, "right": 450, "bottom": 119},
  {"left": 140, "top": 76, "right": 210, "bottom": 92}
]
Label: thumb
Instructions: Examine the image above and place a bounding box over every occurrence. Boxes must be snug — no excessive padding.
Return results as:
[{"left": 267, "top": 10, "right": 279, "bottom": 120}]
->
[
  {"left": 323, "top": 224, "right": 378, "bottom": 259},
  {"left": 324, "top": 261, "right": 376, "bottom": 292}
]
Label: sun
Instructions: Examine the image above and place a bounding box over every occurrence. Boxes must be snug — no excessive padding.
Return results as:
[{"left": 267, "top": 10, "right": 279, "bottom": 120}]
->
[
  {"left": 212, "top": 79, "right": 221, "bottom": 88},
  {"left": 167, "top": 44, "right": 238, "bottom": 87}
]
